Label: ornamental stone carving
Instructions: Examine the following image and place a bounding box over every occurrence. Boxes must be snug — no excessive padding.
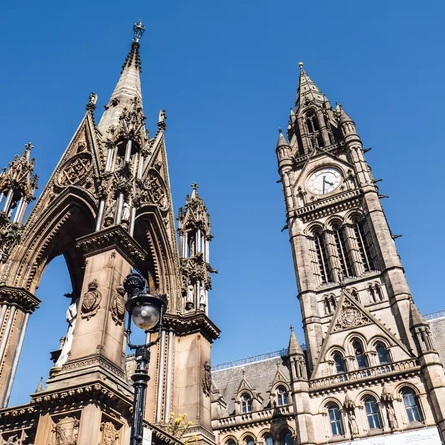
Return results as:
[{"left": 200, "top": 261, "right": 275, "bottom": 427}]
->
[
  {"left": 134, "top": 172, "right": 167, "bottom": 209},
  {"left": 81, "top": 279, "right": 102, "bottom": 320},
  {"left": 99, "top": 421, "right": 119, "bottom": 445},
  {"left": 110, "top": 286, "right": 126, "bottom": 326},
  {"left": 0, "top": 214, "right": 24, "bottom": 263},
  {"left": 50, "top": 416, "right": 79, "bottom": 445},
  {"left": 57, "top": 153, "right": 92, "bottom": 187},
  {"left": 202, "top": 361, "right": 211, "bottom": 397},
  {"left": 333, "top": 299, "right": 371, "bottom": 332}
]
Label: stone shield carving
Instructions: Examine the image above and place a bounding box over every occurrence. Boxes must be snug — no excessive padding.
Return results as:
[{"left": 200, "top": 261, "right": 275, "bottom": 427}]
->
[
  {"left": 100, "top": 421, "right": 119, "bottom": 445},
  {"left": 81, "top": 279, "right": 102, "bottom": 320},
  {"left": 50, "top": 416, "right": 79, "bottom": 445},
  {"left": 110, "top": 286, "right": 126, "bottom": 326}
]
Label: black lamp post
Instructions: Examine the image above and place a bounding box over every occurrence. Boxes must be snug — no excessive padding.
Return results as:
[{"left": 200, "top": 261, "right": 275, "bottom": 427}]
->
[{"left": 124, "top": 272, "right": 168, "bottom": 445}]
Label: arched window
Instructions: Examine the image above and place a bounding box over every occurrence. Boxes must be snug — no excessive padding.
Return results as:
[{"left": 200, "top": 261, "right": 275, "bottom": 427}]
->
[
  {"left": 265, "top": 437, "right": 273, "bottom": 445},
  {"left": 241, "top": 393, "right": 252, "bottom": 413},
  {"left": 402, "top": 389, "right": 422, "bottom": 422},
  {"left": 353, "top": 220, "right": 376, "bottom": 272},
  {"left": 314, "top": 232, "right": 331, "bottom": 284},
  {"left": 245, "top": 437, "right": 254, "bottom": 445},
  {"left": 376, "top": 343, "right": 389, "bottom": 364},
  {"left": 276, "top": 386, "right": 289, "bottom": 406},
  {"left": 283, "top": 432, "right": 293, "bottom": 445},
  {"left": 353, "top": 340, "right": 367, "bottom": 368},
  {"left": 305, "top": 111, "right": 323, "bottom": 148},
  {"left": 364, "top": 397, "right": 381, "bottom": 429},
  {"left": 334, "top": 353, "right": 346, "bottom": 374},
  {"left": 327, "top": 405, "right": 343, "bottom": 436},
  {"left": 227, "top": 440, "right": 236, "bottom": 445},
  {"left": 332, "top": 225, "right": 353, "bottom": 278}
]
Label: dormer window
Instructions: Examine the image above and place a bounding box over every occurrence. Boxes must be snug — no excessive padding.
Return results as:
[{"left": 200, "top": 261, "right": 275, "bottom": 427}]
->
[
  {"left": 276, "top": 386, "right": 289, "bottom": 406},
  {"left": 241, "top": 393, "right": 252, "bottom": 413}
]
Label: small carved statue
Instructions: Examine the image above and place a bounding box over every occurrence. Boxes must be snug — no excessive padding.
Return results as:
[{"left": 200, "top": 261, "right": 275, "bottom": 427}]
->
[
  {"left": 158, "top": 109, "right": 167, "bottom": 123},
  {"left": 186, "top": 283, "right": 194, "bottom": 309},
  {"left": 387, "top": 404, "right": 399, "bottom": 430},
  {"left": 55, "top": 293, "right": 79, "bottom": 368},
  {"left": 347, "top": 412, "right": 359, "bottom": 437},
  {"left": 199, "top": 286, "right": 206, "bottom": 310},
  {"left": 202, "top": 361, "right": 212, "bottom": 397},
  {"left": 121, "top": 202, "right": 131, "bottom": 222}
]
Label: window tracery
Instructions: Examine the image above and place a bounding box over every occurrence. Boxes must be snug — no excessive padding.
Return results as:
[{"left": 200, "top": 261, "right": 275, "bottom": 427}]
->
[{"left": 276, "top": 386, "right": 289, "bottom": 406}]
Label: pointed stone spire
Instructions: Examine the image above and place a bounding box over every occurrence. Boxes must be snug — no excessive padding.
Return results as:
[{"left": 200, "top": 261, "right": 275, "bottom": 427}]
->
[
  {"left": 295, "top": 62, "right": 326, "bottom": 112},
  {"left": 409, "top": 301, "right": 428, "bottom": 328},
  {"left": 288, "top": 325, "right": 303, "bottom": 355},
  {"left": 276, "top": 128, "right": 290, "bottom": 149},
  {"left": 35, "top": 376, "right": 44, "bottom": 393},
  {"left": 98, "top": 21, "right": 145, "bottom": 134}
]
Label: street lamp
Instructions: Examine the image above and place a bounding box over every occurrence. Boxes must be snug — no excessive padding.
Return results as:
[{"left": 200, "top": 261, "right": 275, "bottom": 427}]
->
[{"left": 124, "top": 272, "right": 168, "bottom": 445}]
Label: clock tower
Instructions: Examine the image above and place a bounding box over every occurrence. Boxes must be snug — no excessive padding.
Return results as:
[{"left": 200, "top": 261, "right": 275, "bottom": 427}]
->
[{"left": 277, "top": 63, "right": 445, "bottom": 444}]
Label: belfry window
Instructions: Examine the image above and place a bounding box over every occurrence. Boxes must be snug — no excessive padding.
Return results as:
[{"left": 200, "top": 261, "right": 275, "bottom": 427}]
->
[
  {"left": 314, "top": 232, "right": 330, "bottom": 284},
  {"left": 353, "top": 340, "right": 367, "bottom": 368},
  {"left": 328, "top": 405, "right": 343, "bottom": 436},
  {"left": 241, "top": 394, "right": 252, "bottom": 413},
  {"left": 402, "top": 389, "right": 422, "bottom": 422},
  {"left": 276, "top": 386, "right": 289, "bottom": 406},
  {"left": 353, "top": 220, "right": 376, "bottom": 272},
  {"left": 305, "top": 110, "right": 324, "bottom": 148},
  {"left": 364, "top": 397, "right": 381, "bottom": 429},
  {"left": 333, "top": 226, "right": 353, "bottom": 278}
]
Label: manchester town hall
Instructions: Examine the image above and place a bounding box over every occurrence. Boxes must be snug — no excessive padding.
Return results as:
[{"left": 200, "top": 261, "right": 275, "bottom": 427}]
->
[{"left": 0, "top": 21, "right": 444, "bottom": 445}]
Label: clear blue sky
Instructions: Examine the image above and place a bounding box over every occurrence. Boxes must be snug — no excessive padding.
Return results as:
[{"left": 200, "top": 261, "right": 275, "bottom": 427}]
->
[{"left": 1, "top": 0, "right": 444, "bottom": 406}]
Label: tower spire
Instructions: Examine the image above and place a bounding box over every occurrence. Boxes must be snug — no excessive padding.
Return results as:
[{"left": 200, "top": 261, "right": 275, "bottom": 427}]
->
[
  {"left": 295, "top": 62, "right": 326, "bottom": 112},
  {"left": 98, "top": 21, "right": 145, "bottom": 134}
]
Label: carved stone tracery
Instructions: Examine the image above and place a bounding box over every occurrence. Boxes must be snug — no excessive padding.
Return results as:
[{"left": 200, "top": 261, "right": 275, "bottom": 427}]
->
[{"left": 57, "top": 153, "right": 92, "bottom": 187}]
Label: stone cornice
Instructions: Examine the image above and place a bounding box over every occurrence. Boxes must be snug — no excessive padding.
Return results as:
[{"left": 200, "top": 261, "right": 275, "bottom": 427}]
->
[
  {"left": 164, "top": 313, "right": 220, "bottom": 343},
  {"left": 0, "top": 286, "right": 41, "bottom": 313},
  {"left": 76, "top": 225, "right": 147, "bottom": 266},
  {"left": 30, "top": 381, "right": 132, "bottom": 416},
  {"left": 147, "top": 423, "right": 186, "bottom": 445}
]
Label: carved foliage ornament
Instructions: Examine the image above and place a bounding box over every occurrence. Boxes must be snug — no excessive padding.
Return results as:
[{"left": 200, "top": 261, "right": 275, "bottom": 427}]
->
[
  {"left": 57, "top": 153, "right": 92, "bottom": 187},
  {"left": 333, "top": 299, "right": 371, "bottom": 332},
  {"left": 81, "top": 279, "right": 102, "bottom": 320},
  {"left": 110, "top": 286, "right": 126, "bottom": 326},
  {"left": 100, "top": 422, "right": 119, "bottom": 445},
  {"left": 134, "top": 172, "right": 167, "bottom": 209},
  {"left": 0, "top": 214, "right": 24, "bottom": 263}
]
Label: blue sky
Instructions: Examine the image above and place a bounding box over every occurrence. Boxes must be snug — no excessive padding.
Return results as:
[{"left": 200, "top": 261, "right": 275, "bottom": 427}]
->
[{"left": 1, "top": 0, "right": 444, "bottom": 406}]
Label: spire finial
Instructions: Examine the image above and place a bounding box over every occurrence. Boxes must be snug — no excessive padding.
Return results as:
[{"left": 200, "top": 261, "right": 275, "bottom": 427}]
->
[
  {"left": 290, "top": 325, "right": 294, "bottom": 331},
  {"left": 133, "top": 20, "right": 145, "bottom": 43},
  {"left": 278, "top": 128, "right": 282, "bottom": 134},
  {"left": 191, "top": 183, "right": 199, "bottom": 191},
  {"left": 298, "top": 61, "right": 304, "bottom": 70}
]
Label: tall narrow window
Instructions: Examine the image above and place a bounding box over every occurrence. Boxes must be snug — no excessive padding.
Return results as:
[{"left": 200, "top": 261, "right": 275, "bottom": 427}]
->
[
  {"left": 402, "top": 389, "right": 422, "bottom": 422},
  {"left": 334, "top": 353, "right": 346, "bottom": 374},
  {"left": 305, "top": 111, "right": 324, "bottom": 148},
  {"left": 265, "top": 437, "right": 273, "bottom": 445},
  {"left": 276, "top": 386, "right": 289, "bottom": 406},
  {"left": 333, "top": 226, "right": 353, "bottom": 278},
  {"left": 364, "top": 398, "right": 381, "bottom": 429},
  {"left": 314, "top": 232, "right": 330, "bottom": 283},
  {"left": 353, "top": 220, "right": 376, "bottom": 272},
  {"left": 241, "top": 394, "right": 252, "bottom": 413},
  {"left": 245, "top": 437, "right": 254, "bottom": 445},
  {"left": 284, "top": 432, "right": 293, "bottom": 445},
  {"left": 328, "top": 405, "right": 343, "bottom": 435},
  {"left": 376, "top": 343, "right": 389, "bottom": 364},
  {"left": 353, "top": 340, "right": 367, "bottom": 368}
]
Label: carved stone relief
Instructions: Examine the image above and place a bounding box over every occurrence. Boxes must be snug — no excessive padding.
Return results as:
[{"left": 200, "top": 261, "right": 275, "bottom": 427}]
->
[
  {"left": 202, "top": 361, "right": 211, "bottom": 397},
  {"left": 80, "top": 279, "right": 102, "bottom": 320},
  {"left": 110, "top": 286, "right": 126, "bottom": 326},
  {"left": 0, "top": 213, "right": 24, "bottom": 263},
  {"left": 57, "top": 153, "right": 92, "bottom": 187},
  {"left": 50, "top": 416, "right": 79, "bottom": 445},
  {"left": 99, "top": 422, "right": 119, "bottom": 445},
  {"left": 333, "top": 299, "right": 371, "bottom": 332}
]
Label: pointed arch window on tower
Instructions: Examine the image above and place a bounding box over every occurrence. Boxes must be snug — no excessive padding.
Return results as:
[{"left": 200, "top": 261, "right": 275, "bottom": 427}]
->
[
  {"left": 241, "top": 393, "right": 253, "bottom": 413},
  {"left": 376, "top": 343, "right": 390, "bottom": 364},
  {"left": 402, "top": 389, "right": 422, "bottom": 422},
  {"left": 364, "top": 397, "right": 382, "bottom": 429},
  {"left": 276, "top": 386, "right": 289, "bottom": 406},
  {"left": 353, "top": 220, "right": 376, "bottom": 272},
  {"left": 332, "top": 225, "right": 354, "bottom": 278},
  {"left": 314, "top": 231, "right": 331, "bottom": 284},
  {"left": 327, "top": 405, "right": 343, "bottom": 436},
  {"left": 305, "top": 110, "right": 324, "bottom": 149},
  {"left": 353, "top": 340, "right": 368, "bottom": 368}
]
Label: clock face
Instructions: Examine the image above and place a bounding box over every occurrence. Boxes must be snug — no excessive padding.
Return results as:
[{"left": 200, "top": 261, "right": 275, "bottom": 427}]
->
[{"left": 307, "top": 167, "right": 342, "bottom": 195}]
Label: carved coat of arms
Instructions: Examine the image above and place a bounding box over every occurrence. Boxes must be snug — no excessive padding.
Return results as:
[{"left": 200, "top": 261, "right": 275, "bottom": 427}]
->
[
  {"left": 81, "top": 279, "right": 102, "bottom": 320},
  {"left": 110, "top": 286, "right": 126, "bottom": 326}
]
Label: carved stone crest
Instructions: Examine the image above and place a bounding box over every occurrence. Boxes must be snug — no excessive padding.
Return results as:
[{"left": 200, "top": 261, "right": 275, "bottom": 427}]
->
[
  {"left": 50, "top": 416, "right": 79, "bottom": 445},
  {"left": 202, "top": 361, "right": 211, "bottom": 397},
  {"left": 100, "top": 422, "right": 119, "bottom": 445},
  {"left": 57, "top": 153, "right": 92, "bottom": 187},
  {"left": 110, "top": 286, "right": 126, "bottom": 326},
  {"left": 81, "top": 279, "right": 102, "bottom": 320},
  {"left": 333, "top": 298, "right": 371, "bottom": 331}
]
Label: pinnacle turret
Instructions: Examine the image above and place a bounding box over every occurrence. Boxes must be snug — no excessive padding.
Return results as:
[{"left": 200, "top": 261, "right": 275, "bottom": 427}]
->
[{"left": 288, "top": 326, "right": 304, "bottom": 356}]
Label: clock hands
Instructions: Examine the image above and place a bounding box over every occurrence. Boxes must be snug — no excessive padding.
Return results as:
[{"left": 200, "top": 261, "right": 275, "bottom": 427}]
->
[{"left": 322, "top": 176, "right": 334, "bottom": 194}]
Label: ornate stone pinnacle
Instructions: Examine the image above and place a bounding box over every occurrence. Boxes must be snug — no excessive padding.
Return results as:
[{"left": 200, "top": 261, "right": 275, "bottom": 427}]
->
[
  {"left": 191, "top": 183, "right": 199, "bottom": 192},
  {"left": 133, "top": 20, "right": 145, "bottom": 42},
  {"left": 24, "top": 142, "right": 34, "bottom": 152}
]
